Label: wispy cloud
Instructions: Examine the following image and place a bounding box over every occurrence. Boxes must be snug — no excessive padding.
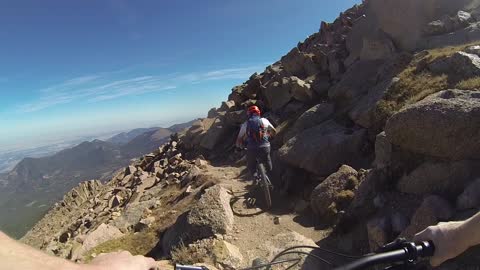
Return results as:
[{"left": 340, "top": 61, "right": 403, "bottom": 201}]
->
[
  {"left": 18, "top": 64, "right": 265, "bottom": 113},
  {"left": 177, "top": 66, "right": 262, "bottom": 83}
]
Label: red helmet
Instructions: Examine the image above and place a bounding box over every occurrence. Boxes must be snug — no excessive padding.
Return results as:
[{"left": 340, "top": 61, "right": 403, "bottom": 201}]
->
[{"left": 247, "top": 105, "right": 261, "bottom": 116}]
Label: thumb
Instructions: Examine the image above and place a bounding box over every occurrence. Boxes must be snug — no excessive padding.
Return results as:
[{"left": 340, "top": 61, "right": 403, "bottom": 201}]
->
[{"left": 413, "top": 228, "right": 431, "bottom": 242}]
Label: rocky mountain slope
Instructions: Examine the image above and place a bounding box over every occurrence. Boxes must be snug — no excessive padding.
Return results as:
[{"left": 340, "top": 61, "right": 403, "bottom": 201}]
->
[
  {"left": 20, "top": 0, "right": 480, "bottom": 269},
  {"left": 168, "top": 119, "right": 200, "bottom": 133},
  {"left": 0, "top": 122, "right": 193, "bottom": 238}
]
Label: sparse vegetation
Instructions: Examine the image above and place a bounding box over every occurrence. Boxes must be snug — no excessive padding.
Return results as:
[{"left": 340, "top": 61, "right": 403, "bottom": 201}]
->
[
  {"left": 456, "top": 77, "right": 480, "bottom": 90},
  {"left": 171, "top": 240, "right": 209, "bottom": 265},
  {"left": 84, "top": 230, "right": 158, "bottom": 262},
  {"left": 376, "top": 70, "right": 448, "bottom": 123},
  {"left": 427, "top": 41, "right": 480, "bottom": 59},
  {"left": 375, "top": 42, "right": 480, "bottom": 121}
]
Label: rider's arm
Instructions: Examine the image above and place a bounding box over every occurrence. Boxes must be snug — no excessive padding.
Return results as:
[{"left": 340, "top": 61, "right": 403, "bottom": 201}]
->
[
  {"left": 236, "top": 123, "right": 247, "bottom": 148},
  {"left": 0, "top": 230, "right": 81, "bottom": 270},
  {"left": 414, "top": 211, "right": 480, "bottom": 267},
  {"left": 0, "top": 230, "right": 157, "bottom": 270},
  {"left": 261, "top": 118, "right": 277, "bottom": 136}
]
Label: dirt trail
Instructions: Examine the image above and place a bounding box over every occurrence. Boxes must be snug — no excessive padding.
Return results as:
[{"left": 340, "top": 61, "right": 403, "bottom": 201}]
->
[{"left": 204, "top": 164, "right": 331, "bottom": 266}]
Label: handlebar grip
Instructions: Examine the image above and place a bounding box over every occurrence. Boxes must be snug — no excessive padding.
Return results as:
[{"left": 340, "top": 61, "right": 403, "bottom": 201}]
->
[
  {"left": 333, "top": 241, "right": 435, "bottom": 270},
  {"left": 417, "top": 240, "right": 435, "bottom": 257}
]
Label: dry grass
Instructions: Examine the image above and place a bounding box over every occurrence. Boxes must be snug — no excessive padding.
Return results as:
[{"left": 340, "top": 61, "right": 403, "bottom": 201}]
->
[
  {"left": 456, "top": 76, "right": 480, "bottom": 90},
  {"left": 374, "top": 43, "right": 477, "bottom": 119},
  {"left": 427, "top": 41, "right": 480, "bottom": 59},
  {"left": 171, "top": 241, "right": 209, "bottom": 265},
  {"left": 84, "top": 230, "right": 159, "bottom": 262},
  {"left": 377, "top": 66, "right": 448, "bottom": 118}
]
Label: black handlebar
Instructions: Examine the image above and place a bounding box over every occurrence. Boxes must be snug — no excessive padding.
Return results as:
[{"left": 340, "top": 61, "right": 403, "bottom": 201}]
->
[
  {"left": 174, "top": 240, "right": 434, "bottom": 270},
  {"left": 333, "top": 240, "right": 435, "bottom": 270},
  {"left": 175, "top": 264, "right": 209, "bottom": 270}
]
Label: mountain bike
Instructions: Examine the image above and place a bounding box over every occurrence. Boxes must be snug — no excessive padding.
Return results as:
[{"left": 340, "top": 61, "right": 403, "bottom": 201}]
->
[
  {"left": 175, "top": 238, "right": 435, "bottom": 270},
  {"left": 255, "top": 160, "right": 272, "bottom": 209},
  {"left": 234, "top": 147, "right": 273, "bottom": 209}
]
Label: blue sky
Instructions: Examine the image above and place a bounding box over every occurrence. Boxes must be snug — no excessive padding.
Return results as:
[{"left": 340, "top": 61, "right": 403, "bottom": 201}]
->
[{"left": 0, "top": 0, "right": 361, "bottom": 151}]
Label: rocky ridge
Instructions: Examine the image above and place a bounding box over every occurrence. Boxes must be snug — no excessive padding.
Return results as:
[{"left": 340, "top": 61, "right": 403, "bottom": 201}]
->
[
  {"left": 22, "top": 1, "right": 480, "bottom": 269},
  {"left": 21, "top": 137, "right": 208, "bottom": 259}
]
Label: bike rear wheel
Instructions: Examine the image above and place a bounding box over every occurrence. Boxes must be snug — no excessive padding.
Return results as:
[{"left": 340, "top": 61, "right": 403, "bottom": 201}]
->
[{"left": 257, "top": 163, "right": 272, "bottom": 209}]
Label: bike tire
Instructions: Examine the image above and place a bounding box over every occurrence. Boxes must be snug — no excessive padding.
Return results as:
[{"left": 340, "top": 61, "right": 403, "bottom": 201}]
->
[{"left": 257, "top": 163, "right": 272, "bottom": 209}]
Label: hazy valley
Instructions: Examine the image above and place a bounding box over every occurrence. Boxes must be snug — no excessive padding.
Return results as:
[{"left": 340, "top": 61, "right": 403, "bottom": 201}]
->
[{"left": 0, "top": 120, "right": 195, "bottom": 238}]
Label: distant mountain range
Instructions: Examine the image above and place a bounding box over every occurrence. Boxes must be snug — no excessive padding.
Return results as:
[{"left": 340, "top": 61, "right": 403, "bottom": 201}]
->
[
  {"left": 0, "top": 119, "right": 196, "bottom": 238},
  {"left": 106, "top": 127, "right": 161, "bottom": 145}
]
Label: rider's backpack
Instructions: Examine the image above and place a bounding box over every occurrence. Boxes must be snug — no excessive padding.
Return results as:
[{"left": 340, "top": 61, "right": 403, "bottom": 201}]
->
[{"left": 246, "top": 116, "right": 267, "bottom": 144}]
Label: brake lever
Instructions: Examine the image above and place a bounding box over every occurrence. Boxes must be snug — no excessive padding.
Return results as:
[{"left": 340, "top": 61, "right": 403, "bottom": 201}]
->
[
  {"left": 377, "top": 238, "right": 408, "bottom": 253},
  {"left": 377, "top": 238, "right": 431, "bottom": 270}
]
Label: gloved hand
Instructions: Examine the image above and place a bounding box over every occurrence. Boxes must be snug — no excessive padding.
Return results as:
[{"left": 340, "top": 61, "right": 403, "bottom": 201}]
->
[
  {"left": 414, "top": 221, "right": 468, "bottom": 267},
  {"left": 88, "top": 251, "right": 159, "bottom": 270}
]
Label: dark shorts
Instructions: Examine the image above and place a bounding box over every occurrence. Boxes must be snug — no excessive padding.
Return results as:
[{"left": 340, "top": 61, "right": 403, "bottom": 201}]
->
[{"left": 246, "top": 146, "right": 272, "bottom": 177}]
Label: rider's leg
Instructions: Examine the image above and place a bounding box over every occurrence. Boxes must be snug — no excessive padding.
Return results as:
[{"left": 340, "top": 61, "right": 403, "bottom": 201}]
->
[
  {"left": 259, "top": 146, "right": 273, "bottom": 173},
  {"left": 246, "top": 147, "right": 257, "bottom": 180}
]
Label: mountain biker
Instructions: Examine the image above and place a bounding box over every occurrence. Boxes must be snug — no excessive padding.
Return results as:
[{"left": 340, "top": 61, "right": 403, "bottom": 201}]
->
[
  {"left": 414, "top": 211, "right": 480, "bottom": 267},
  {"left": 0, "top": 230, "right": 159, "bottom": 270},
  {"left": 236, "top": 105, "right": 277, "bottom": 180}
]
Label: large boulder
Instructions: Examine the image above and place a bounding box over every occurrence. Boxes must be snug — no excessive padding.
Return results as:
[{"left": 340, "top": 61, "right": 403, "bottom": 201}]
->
[
  {"left": 212, "top": 240, "right": 244, "bottom": 269},
  {"left": 428, "top": 52, "right": 480, "bottom": 78},
  {"left": 365, "top": 0, "right": 470, "bottom": 50},
  {"left": 283, "top": 103, "right": 335, "bottom": 142},
  {"left": 457, "top": 178, "right": 480, "bottom": 210},
  {"left": 465, "top": 45, "right": 480, "bottom": 55},
  {"left": 281, "top": 48, "right": 320, "bottom": 78},
  {"left": 328, "top": 60, "right": 382, "bottom": 109},
  {"left": 401, "top": 195, "right": 453, "bottom": 239},
  {"left": 261, "top": 232, "right": 319, "bottom": 270},
  {"left": 373, "top": 132, "right": 392, "bottom": 169},
  {"left": 113, "top": 200, "right": 157, "bottom": 232},
  {"left": 385, "top": 90, "right": 480, "bottom": 160},
  {"left": 263, "top": 76, "right": 314, "bottom": 110},
  {"left": 359, "top": 31, "right": 396, "bottom": 61},
  {"left": 161, "top": 186, "right": 234, "bottom": 253},
  {"left": 289, "top": 76, "right": 314, "bottom": 103},
  {"left": 220, "top": 101, "right": 236, "bottom": 112},
  {"left": 348, "top": 169, "right": 388, "bottom": 218},
  {"left": 228, "top": 88, "right": 247, "bottom": 105},
  {"left": 310, "top": 165, "right": 359, "bottom": 222},
  {"left": 182, "top": 118, "right": 216, "bottom": 149},
  {"left": 81, "top": 223, "right": 124, "bottom": 253},
  {"left": 348, "top": 77, "right": 399, "bottom": 128},
  {"left": 423, "top": 20, "right": 448, "bottom": 36},
  {"left": 263, "top": 78, "right": 294, "bottom": 111},
  {"left": 345, "top": 16, "right": 376, "bottom": 65},
  {"left": 224, "top": 110, "right": 247, "bottom": 126},
  {"left": 419, "top": 21, "right": 480, "bottom": 49},
  {"left": 396, "top": 160, "right": 479, "bottom": 198},
  {"left": 327, "top": 49, "right": 345, "bottom": 80},
  {"left": 278, "top": 121, "right": 367, "bottom": 176},
  {"left": 310, "top": 74, "right": 331, "bottom": 96},
  {"left": 366, "top": 216, "right": 390, "bottom": 251},
  {"left": 423, "top": 11, "right": 474, "bottom": 36},
  {"left": 200, "top": 119, "right": 234, "bottom": 150}
]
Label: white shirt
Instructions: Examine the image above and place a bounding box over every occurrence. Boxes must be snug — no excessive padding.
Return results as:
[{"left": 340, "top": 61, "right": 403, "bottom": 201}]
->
[{"left": 236, "top": 118, "right": 275, "bottom": 147}]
